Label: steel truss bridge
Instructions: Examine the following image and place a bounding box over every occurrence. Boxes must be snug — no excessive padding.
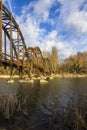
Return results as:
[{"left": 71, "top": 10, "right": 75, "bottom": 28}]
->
[{"left": 0, "top": 0, "right": 50, "bottom": 78}]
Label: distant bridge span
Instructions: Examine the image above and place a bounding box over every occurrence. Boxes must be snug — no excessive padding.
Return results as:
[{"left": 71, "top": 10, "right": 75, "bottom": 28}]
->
[{"left": 0, "top": 0, "right": 50, "bottom": 77}]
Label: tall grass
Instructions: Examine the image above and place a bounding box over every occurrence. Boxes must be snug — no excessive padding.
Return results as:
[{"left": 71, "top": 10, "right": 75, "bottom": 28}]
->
[
  {"left": 0, "top": 84, "right": 87, "bottom": 130},
  {"left": 52, "top": 96, "right": 87, "bottom": 130}
]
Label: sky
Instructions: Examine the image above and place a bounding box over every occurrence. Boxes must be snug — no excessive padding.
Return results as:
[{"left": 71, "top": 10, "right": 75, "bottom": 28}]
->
[{"left": 3, "top": 0, "right": 87, "bottom": 60}]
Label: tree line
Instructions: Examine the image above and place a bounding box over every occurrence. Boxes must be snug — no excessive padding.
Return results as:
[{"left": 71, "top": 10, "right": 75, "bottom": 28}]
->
[
  {"left": 44, "top": 48, "right": 87, "bottom": 74},
  {"left": 0, "top": 46, "right": 87, "bottom": 75},
  {"left": 59, "top": 52, "right": 87, "bottom": 73}
]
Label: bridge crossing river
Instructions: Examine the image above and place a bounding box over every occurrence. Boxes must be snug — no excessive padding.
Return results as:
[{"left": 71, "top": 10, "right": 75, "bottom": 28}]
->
[{"left": 0, "top": 0, "right": 50, "bottom": 78}]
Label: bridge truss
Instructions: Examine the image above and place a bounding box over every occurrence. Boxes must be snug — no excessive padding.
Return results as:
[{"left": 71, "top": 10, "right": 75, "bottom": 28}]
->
[{"left": 0, "top": 0, "right": 50, "bottom": 78}]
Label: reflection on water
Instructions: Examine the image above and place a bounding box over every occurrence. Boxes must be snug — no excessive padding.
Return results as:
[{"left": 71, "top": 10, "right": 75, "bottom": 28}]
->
[
  {"left": 16, "top": 80, "right": 41, "bottom": 115},
  {"left": 0, "top": 78, "right": 87, "bottom": 129}
]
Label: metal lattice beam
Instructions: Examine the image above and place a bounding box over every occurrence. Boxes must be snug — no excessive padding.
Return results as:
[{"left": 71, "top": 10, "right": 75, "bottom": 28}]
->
[
  {"left": 0, "top": 0, "right": 50, "bottom": 77},
  {"left": 0, "top": 0, "right": 2, "bottom": 59},
  {"left": 1, "top": 2, "right": 27, "bottom": 67}
]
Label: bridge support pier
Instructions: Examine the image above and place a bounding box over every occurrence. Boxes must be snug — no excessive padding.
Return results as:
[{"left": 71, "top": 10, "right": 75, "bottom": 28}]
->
[{"left": 10, "top": 64, "right": 13, "bottom": 79}]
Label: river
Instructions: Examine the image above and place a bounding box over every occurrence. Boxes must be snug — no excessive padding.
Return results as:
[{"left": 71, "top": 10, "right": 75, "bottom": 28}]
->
[{"left": 0, "top": 77, "right": 87, "bottom": 130}]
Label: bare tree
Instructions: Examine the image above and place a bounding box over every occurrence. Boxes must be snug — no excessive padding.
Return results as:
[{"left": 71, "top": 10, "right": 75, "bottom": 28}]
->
[{"left": 51, "top": 46, "right": 59, "bottom": 74}]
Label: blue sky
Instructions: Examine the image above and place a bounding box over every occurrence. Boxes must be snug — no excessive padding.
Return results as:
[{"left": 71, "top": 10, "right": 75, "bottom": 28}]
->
[{"left": 3, "top": 0, "right": 87, "bottom": 60}]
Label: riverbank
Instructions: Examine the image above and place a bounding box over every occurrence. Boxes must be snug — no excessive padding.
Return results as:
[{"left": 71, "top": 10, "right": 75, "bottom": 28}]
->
[
  {"left": 40, "top": 73, "right": 87, "bottom": 80},
  {"left": 0, "top": 73, "right": 87, "bottom": 79},
  {"left": 0, "top": 75, "right": 19, "bottom": 78},
  {"left": 55, "top": 73, "right": 87, "bottom": 78}
]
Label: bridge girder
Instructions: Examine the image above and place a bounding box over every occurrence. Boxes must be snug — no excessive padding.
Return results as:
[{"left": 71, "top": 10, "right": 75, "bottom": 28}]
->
[
  {"left": 0, "top": 2, "right": 27, "bottom": 68},
  {"left": 0, "top": 0, "right": 50, "bottom": 77}
]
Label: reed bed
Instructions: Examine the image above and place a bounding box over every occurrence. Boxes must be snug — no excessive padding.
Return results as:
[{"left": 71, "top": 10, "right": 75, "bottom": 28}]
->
[{"left": 0, "top": 87, "right": 87, "bottom": 130}]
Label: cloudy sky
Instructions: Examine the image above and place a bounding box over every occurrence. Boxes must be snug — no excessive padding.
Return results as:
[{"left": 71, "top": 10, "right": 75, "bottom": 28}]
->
[{"left": 3, "top": 0, "right": 87, "bottom": 60}]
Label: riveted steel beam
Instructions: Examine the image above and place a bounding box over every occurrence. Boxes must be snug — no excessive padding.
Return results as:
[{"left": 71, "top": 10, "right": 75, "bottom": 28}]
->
[
  {"left": 4, "top": 30, "right": 6, "bottom": 60},
  {"left": 10, "top": 13, "right": 13, "bottom": 62},
  {"left": 0, "top": 0, "right": 2, "bottom": 60}
]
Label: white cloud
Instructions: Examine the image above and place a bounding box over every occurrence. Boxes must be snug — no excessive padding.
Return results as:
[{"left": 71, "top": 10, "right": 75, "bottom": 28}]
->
[
  {"left": 8, "top": 0, "right": 12, "bottom": 13},
  {"left": 16, "top": 13, "right": 45, "bottom": 47},
  {"left": 58, "top": 0, "right": 87, "bottom": 33},
  {"left": 21, "top": 0, "right": 57, "bottom": 23},
  {"left": 46, "top": 30, "right": 57, "bottom": 40},
  {"left": 40, "top": 30, "right": 76, "bottom": 59},
  {"left": 15, "top": 0, "right": 87, "bottom": 59},
  {"left": 66, "top": 11, "right": 87, "bottom": 33},
  {"left": 3, "top": 0, "right": 6, "bottom": 3},
  {"left": 33, "top": 0, "right": 56, "bottom": 21},
  {"left": 3, "top": 0, "right": 13, "bottom": 13},
  {"left": 15, "top": 0, "right": 58, "bottom": 47},
  {"left": 3, "top": 0, "right": 87, "bottom": 60}
]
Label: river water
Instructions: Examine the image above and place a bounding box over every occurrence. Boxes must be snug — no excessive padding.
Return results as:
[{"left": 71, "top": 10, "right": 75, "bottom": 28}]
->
[{"left": 0, "top": 77, "right": 87, "bottom": 130}]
